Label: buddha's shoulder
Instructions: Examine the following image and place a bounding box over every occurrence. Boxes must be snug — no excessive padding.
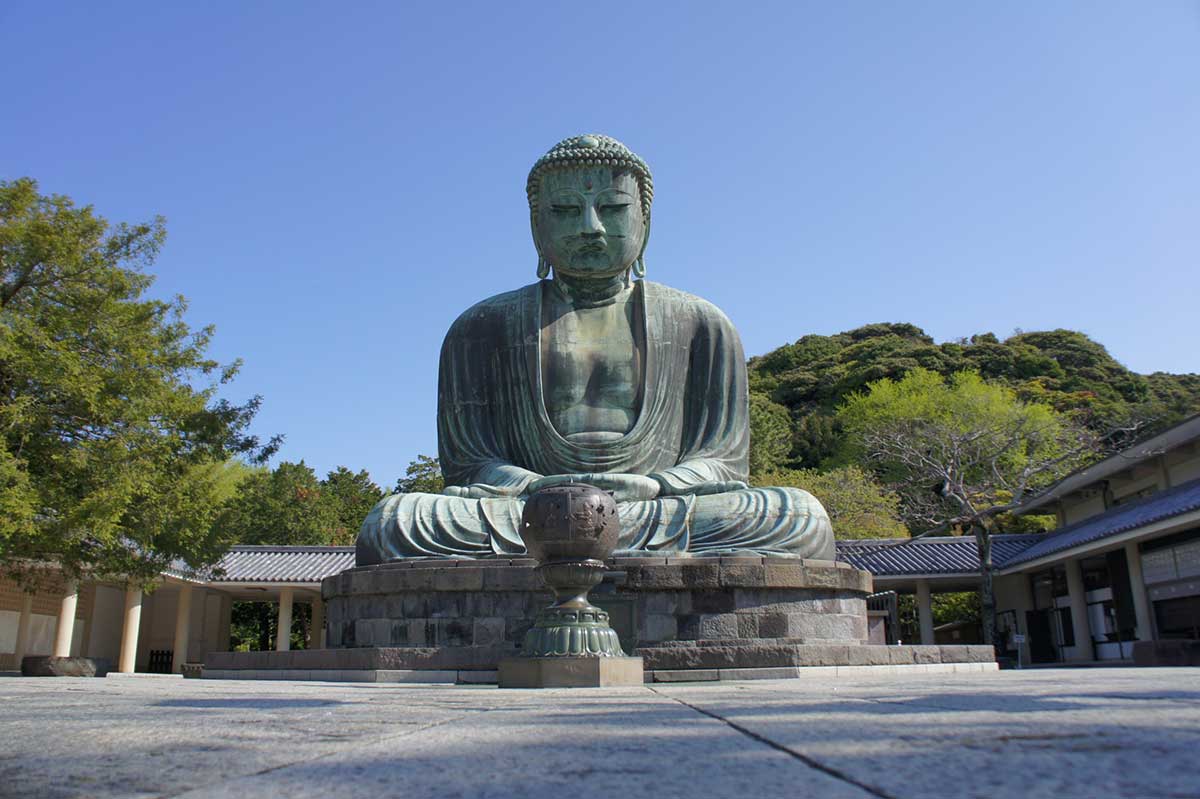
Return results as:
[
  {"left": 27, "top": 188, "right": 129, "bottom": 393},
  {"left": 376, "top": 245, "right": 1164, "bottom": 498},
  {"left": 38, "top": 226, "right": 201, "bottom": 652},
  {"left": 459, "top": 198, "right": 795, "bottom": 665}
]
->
[
  {"left": 643, "top": 281, "right": 737, "bottom": 331},
  {"left": 445, "top": 283, "right": 539, "bottom": 335}
]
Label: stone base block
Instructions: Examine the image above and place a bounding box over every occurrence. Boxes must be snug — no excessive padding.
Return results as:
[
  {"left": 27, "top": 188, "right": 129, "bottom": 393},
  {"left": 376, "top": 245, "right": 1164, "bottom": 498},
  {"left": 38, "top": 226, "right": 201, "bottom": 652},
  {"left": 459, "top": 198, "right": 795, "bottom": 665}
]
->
[
  {"left": 201, "top": 667, "right": 496, "bottom": 684},
  {"left": 636, "top": 642, "right": 995, "bottom": 671},
  {"left": 204, "top": 558, "right": 876, "bottom": 681},
  {"left": 21, "top": 656, "right": 111, "bottom": 677},
  {"left": 646, "top": 662, "right": 999, "bottom": 682},
  {"left": 498, "top": 656, "right": 644, "bottom": 688},
  {"left": 319, "top": 557, "right": 872, "bottom": 653},
  {"left": 204, "top": 645, "right": 516, "bottom": 674}
]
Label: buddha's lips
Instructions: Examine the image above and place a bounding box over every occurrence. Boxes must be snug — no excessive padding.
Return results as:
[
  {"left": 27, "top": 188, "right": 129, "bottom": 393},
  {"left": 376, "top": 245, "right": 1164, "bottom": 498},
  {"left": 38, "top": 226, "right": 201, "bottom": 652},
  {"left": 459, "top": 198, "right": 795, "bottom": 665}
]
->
[{"left": 576, "top": 241, "right": 607, "bottom": 254}]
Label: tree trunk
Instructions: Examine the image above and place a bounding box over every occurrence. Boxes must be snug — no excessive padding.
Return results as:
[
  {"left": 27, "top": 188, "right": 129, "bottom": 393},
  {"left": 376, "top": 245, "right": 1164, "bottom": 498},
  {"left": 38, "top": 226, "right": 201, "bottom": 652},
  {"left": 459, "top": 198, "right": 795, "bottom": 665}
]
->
[
  {"left": 973, "top": 522, "right": 998, "bottom": 651},
  {"left": 299, "top": 604, "right": 310, "bottom": 650}
]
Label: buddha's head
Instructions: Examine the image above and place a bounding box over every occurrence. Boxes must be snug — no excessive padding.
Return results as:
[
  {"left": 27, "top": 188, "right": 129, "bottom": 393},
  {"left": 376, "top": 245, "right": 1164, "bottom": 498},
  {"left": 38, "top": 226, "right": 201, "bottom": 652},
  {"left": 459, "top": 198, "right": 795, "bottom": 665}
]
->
[{"left": 527, "top": 134, "right": 653, "bottom": 281}]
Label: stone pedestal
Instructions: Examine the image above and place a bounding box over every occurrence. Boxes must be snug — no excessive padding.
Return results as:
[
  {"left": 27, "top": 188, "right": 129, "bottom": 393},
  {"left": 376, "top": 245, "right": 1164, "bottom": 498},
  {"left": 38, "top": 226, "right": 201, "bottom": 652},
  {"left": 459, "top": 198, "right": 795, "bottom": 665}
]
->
[
  {"left": 498, "top": 656, "right": 644, "bottom": 688},
  {"left": 198, "top": 557, "right": 991, "bottom": 681},
  {"left": 321, "top": 556, "right": 872, "bottom": 656}
]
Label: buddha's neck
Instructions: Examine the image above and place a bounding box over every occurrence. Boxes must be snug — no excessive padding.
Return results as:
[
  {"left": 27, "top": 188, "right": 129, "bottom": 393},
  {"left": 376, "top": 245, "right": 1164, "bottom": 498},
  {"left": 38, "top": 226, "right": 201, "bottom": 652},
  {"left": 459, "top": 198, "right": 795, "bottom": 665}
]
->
[{"left": 550, "top": 270, "right": 634, "bottom": 308}]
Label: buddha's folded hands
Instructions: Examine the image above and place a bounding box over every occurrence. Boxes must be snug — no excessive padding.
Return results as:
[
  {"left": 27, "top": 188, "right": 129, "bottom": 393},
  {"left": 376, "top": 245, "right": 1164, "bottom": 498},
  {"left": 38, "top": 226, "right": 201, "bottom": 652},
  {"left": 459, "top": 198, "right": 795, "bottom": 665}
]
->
[{"left": 526, "top": 472, "right": 661, "bottom": 502}]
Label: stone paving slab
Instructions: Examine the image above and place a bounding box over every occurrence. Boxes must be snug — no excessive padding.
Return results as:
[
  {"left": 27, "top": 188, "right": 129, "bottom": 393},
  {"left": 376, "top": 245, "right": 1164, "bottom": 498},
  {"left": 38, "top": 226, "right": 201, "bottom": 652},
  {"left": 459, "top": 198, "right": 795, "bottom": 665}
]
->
[{"left": 0, "top": 668, "right": 1197, "bottom": 798}]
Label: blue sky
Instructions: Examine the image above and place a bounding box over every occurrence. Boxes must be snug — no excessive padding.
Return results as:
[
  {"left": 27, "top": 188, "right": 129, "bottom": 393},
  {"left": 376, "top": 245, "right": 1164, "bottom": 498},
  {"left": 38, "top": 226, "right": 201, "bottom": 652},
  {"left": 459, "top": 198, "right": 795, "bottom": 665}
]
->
[{"left": 3, "top": 2, "right": 1198, "bottom": 489}]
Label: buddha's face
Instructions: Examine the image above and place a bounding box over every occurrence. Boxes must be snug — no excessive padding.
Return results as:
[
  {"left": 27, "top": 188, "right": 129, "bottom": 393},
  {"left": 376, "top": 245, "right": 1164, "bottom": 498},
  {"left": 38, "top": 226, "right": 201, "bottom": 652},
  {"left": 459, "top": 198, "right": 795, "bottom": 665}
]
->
[{"left": 534, "top": 167, "right": 646, "bottom": 279}]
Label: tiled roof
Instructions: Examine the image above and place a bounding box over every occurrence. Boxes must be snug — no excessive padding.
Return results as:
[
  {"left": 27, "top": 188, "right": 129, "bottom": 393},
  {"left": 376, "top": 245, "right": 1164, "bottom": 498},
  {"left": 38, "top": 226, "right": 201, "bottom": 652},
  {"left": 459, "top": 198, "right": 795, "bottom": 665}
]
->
[
  {"left": 835, "top": 535, "right": 1043, "bottom": 576},
  {"left": 1003, "top": 478, "right": 1200, "bottom": 568},
  {"left": 207, "top": 546, "right": 355, "bottom": 583}
]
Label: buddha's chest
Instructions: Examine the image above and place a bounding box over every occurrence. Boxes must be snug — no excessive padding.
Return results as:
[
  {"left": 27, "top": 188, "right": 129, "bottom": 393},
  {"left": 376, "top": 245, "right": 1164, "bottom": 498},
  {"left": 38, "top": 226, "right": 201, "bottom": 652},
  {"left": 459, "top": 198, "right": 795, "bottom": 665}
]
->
[{"left": 540, "top": 300, "right": 645, "bottom": 437}]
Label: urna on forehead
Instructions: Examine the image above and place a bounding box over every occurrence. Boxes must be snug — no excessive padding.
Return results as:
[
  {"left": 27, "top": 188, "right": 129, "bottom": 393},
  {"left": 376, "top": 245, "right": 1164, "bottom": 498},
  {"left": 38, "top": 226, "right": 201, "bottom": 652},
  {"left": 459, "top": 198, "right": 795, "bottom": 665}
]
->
[{"left": 526, "top": 134, "right": 654, "bottom": 217}]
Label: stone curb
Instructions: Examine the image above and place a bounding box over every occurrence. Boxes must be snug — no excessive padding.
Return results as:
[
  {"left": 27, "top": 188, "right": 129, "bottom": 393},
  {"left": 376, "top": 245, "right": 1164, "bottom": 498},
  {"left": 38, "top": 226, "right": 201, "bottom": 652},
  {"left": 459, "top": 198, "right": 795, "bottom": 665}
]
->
[
  {"left": 646, "top": 662, "right": 999, "bottom": 682},
  {"left": 198, "top": 661, "right": 997, "bottom": 685},
  {"left": 635, "top": 643, "right": 996, "bottom": 670}
]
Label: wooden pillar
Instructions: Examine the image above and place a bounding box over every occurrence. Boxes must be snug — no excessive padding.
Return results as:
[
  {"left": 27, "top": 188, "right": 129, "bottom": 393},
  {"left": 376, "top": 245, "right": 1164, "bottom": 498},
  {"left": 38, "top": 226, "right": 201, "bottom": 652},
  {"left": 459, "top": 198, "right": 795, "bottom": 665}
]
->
[
  {"left": 916, "top": 580, "right": 935, "bottom": 645},
  {"left": 310, "top": 596, "right": 325, "bottom": 649},
  {"left": 13, "top": 592, "right": 33, "bottom": 666},
  {"left": 1124, "top": 542, "right": 1154, "bottom": 641},
  {"left": 275, "top": 588, "right": 294, "bottom": 652},
  {"left": 118, "top": 586, "right": 143, "bottom": 673},
  {"left": 53, "top": 578, "right": 79, "bottom": 657},
  {"left": 172, "top": 584, "right": 193, "bottom": 673}
]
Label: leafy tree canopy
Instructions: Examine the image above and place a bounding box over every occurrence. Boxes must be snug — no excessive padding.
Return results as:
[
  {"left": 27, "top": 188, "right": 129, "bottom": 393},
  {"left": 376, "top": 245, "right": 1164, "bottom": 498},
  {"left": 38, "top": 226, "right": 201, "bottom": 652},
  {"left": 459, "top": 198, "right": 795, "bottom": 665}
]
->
[
  {"left": 0, "top": 178, "right": 278, "bottom": 585},
  {"left": 754, "top": 466, "right": 907, "bottom": 539},
  {"left": 219, "top": 462, "right": 383, "bottom": 547},
  {"left": 836, "top": 368, "right": 1105, "bottom": 645},
  {"left": 749, "top": 393, "right": 792, "bottom": 475},
  {"left": 394, "top": 454, "right": 444, "bottom": 495},
  {"left": 321, "top": 466, "right": 384, "bottom": 546},
  {"left": 837, "top": 369, "right": 1092, "bottom": 531},
  {"left": 749, "top": 323, "right": 1198, "bottom": 468}
]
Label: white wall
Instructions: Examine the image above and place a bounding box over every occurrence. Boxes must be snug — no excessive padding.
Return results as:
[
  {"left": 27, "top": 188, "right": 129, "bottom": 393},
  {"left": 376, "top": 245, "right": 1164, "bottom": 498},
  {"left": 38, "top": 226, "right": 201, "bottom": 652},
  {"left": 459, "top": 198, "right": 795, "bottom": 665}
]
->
[
  {"left": 0, "top": 611, "right": 84, "bottom": 658},
  {"left": 1063, "top": 494, "right": 1106, "bottom": 525},
  {"left": 201, "top": 592, "right": 223, "bottom": 659},
  {"left": 87, "top": 585, "right": 124, "bottom": 662},
  {"left": 1110, "top": 473, "right": 1162, "bottom": 504},
  {"left": 1169, "top": 453, "right": 1200, "bottom": 486},
  {"left": 124, "top": 586, "right": 219, "bottom": 669}
]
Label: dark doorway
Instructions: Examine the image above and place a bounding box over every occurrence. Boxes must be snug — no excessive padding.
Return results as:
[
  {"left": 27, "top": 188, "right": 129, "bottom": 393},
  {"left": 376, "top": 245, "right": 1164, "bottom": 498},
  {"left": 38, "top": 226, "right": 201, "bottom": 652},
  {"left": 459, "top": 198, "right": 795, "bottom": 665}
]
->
[{"left": 1026, "top": 609, "right": 1058, "bottom": 663}]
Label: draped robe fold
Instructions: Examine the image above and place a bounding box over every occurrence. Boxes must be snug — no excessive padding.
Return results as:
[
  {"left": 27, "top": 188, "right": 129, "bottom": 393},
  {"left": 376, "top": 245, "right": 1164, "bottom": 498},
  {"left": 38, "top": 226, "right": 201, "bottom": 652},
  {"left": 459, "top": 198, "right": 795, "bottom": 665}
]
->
[{"left": 356, "top": 280, "right": 834, "bottom": 565}]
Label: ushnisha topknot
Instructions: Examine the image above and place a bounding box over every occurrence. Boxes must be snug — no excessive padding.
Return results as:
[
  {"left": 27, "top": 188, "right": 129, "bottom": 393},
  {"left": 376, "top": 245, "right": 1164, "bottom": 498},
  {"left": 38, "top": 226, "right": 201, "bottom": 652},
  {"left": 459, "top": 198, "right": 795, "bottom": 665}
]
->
[{"left": 526, "top": 134, "right": 654, "bottom": 219}]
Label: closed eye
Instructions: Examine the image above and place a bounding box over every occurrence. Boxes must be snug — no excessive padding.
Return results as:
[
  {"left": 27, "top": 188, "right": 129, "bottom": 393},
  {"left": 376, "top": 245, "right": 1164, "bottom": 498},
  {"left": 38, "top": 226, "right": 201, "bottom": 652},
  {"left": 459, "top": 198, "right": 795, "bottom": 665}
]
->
[
  {"left": 599, "top": 203, "right": 630, "bottom": 213},
  {"left": 551, "top": 205, "right": 580, "bottom": 215}
]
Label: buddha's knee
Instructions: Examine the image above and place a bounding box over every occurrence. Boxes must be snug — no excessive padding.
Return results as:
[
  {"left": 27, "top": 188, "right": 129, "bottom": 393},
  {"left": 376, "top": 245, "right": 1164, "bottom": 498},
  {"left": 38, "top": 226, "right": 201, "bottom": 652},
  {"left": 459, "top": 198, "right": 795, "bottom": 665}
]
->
[
  {"left": 693, "top": 485, "right": 827, "bottom": 519},
  {"left": 768, "top": 486, "right": 829, "bottom": 517}
]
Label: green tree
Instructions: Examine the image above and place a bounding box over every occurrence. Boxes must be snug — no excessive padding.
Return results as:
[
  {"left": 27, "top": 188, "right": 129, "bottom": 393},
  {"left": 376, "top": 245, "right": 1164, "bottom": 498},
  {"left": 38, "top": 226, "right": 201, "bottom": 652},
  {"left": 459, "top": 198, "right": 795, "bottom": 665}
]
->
[
  {"left": 219, "top": 461, "right": 338, "bottom": 546},
  {"left": 897, "top": 591, "right": 981, "bottom": 643},
  {"left": 748, "top": 392, "right": 792, "bottom": 476},
  {"left": 754, "top": 466, "right": 907, "bottom": 539},
  {"left": 321, "top": 466, "right": 383, "bottom": 546},
  {"left": 230, "top": 600, "right": 311, "bottom": 652},
  {"left": 220, "top": 460, "right": 378, "bottom": 651},
  {"left": 748, "top": 322, "right": 1198, "bottom": 469},
  {"left": 838, "top": 368, "right": 1107, "bottom": 647},
  {"left": 394, "top": 454, "right": 444, "bottom": 494},
  {"left": 0, "top": 178, "right": 277, "bottom": 585}
]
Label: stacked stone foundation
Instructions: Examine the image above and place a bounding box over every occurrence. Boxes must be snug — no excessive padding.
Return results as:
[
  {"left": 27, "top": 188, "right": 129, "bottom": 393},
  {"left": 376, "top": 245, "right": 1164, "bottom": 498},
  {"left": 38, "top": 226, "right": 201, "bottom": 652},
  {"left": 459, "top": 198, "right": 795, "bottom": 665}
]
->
[
  {"left": 323, "top": 557, "right": 871, "bottom": 653},
  {"left": 203, "top": 557, "right": 997, "bottom": 682}
]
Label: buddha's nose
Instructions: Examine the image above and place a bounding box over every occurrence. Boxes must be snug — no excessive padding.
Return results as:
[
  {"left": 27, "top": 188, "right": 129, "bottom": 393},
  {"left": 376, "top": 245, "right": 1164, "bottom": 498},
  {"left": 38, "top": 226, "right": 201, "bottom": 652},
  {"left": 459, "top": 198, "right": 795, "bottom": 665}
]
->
[{"left": 581, "top": 205, "right": 605, "bottom": 236}]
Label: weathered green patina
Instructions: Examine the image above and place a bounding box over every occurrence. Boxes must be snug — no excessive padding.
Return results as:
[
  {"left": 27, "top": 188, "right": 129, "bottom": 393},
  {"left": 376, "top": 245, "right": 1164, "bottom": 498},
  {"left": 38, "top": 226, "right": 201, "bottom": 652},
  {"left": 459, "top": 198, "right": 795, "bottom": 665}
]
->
[{"left": 357, "top": 135, "right": 833, "bottom": 564}]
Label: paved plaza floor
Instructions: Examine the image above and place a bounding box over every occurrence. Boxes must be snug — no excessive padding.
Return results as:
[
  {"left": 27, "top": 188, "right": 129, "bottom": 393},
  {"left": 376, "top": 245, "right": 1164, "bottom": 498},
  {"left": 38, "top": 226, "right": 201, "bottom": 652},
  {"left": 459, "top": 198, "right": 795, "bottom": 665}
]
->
[{"left": 1, "top": 667, "right": 1197, "bottom": 799}]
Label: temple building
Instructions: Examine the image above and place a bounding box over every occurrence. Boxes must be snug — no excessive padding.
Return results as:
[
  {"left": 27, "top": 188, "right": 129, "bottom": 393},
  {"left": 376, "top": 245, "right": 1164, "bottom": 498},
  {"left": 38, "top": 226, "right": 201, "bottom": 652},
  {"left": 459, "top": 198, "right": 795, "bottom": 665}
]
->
[
  {"left": 845, "top": 413, "right": 1200, "bottom": 664},
  {"left": 0, "top": 548, "right": 350, "bottom": 673},
  {"left": 4, "top": 414, "right": 1199, "bottom": 672}
]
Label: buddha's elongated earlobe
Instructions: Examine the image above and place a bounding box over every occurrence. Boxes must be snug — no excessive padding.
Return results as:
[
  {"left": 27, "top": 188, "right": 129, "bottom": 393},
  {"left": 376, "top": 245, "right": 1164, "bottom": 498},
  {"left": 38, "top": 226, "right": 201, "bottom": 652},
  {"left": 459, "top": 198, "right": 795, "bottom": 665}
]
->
[
  {"left": 537, "top": 256, "right": 550, "bottom": 279},
  {"left": 632, "top": 217, "right": 650, "bottom": 279}
]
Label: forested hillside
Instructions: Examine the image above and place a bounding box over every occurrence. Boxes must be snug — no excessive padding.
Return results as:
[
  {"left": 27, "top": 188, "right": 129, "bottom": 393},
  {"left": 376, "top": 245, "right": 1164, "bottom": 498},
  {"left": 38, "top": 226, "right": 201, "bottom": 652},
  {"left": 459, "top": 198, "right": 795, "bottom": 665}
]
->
[{"left": 748, "top": 324, "right": 1200, "bottom": 471}]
